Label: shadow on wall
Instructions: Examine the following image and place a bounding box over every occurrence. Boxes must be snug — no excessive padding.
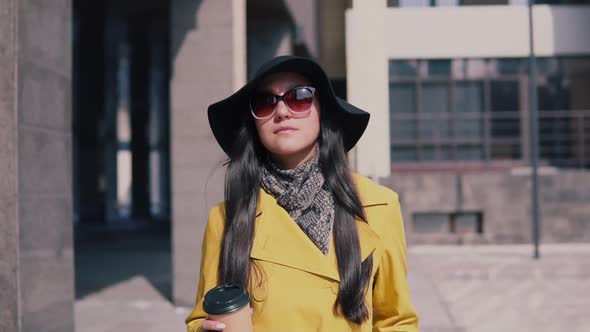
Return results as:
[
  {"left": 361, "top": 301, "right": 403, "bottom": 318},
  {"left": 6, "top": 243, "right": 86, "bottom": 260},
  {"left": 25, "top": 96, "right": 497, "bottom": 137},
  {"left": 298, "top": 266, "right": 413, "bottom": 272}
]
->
[
  {"left": 247, "top": 0, "right": 297, "bottom": 79},
  {"left": 170, "top": 0, "right": 203, "bottom": 61}
]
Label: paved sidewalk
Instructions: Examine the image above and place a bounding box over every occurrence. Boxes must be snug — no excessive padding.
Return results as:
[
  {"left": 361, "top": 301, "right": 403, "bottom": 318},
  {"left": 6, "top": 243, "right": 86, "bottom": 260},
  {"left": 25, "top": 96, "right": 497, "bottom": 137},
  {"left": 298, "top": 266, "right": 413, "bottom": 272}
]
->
[
  {"left": 75, "top": 276, "right": 186, "bottom": 332},
  {"left": 74, "top": 234, "right": 186, "bottom": 332},
  {"left": 408, "top": 244, "right": 590, "bottom": 332},
  {"left": 75, "top": 244, "right": 590, "bottom": 332}
]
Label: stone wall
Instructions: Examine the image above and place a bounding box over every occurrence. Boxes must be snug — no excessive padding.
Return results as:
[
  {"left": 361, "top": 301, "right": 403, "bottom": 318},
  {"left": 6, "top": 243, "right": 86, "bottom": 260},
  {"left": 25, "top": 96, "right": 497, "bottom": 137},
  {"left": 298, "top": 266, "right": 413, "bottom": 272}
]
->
[
  {"left": 170, "top": 0, "right": 244, "bottom": 307},
  {"left": 382, "top": 170, "right": 590, "bottom": 244},
  {"left": 0, "top": 0, "right": 74, "bottom": 331}
]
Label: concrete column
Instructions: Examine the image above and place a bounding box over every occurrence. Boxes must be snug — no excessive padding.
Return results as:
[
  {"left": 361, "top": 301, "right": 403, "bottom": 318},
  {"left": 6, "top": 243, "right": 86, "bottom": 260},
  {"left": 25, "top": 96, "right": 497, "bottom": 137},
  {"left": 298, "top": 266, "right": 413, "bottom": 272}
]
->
[
  {"left": 247, "top": 20, "right": 293, "bottom": 79},
  {"left": 285, "top": 0, "right": 319, "bottom": 57},
  {"left": 0, "top": 0, "right": 74, "bottom": 331},
  {"left": 318, "top": 0, "right": 348, "bottom": 79},
  {"left": 346, "top": 0, "right": 390, "bottom": 178},
  {"left": 171, "top": 0, "right": 246, "bottom": 307}
]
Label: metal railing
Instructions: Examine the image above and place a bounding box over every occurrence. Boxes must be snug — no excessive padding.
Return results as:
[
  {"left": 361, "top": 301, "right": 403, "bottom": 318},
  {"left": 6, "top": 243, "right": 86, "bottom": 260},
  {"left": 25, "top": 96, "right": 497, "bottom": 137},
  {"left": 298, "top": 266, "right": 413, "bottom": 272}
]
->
[{"left": 390, "top": 110, "right": 590, "bottom": 170}]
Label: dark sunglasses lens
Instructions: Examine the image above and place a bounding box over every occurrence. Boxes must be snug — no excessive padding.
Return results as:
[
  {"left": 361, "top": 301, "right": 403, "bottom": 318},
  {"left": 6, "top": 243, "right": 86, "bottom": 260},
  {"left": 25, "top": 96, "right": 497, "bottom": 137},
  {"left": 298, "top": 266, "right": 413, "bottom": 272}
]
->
[
  {"left": 285, "top": 87, "right": 313, "bottom": 113},
  {"left": 251, "top": 94, "right": 276, "bottom": 118}
]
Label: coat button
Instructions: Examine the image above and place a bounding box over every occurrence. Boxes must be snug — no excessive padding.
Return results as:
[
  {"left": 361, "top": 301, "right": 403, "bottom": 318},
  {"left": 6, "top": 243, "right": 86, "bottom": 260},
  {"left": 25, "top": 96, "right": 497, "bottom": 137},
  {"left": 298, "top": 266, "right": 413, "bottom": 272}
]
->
[
  {"left": 330, "top": 281, "right": 339, "bottom": 295},
  {"left": 252, "top": 285, "right": 266, "bottom": 302}
]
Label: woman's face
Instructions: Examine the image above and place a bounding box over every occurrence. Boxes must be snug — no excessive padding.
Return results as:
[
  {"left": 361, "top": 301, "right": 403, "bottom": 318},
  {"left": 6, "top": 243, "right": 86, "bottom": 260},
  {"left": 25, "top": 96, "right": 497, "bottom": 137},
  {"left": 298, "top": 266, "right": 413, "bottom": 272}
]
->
[{"left": 252, "top": 72, "right": 320, "bottom": 167}]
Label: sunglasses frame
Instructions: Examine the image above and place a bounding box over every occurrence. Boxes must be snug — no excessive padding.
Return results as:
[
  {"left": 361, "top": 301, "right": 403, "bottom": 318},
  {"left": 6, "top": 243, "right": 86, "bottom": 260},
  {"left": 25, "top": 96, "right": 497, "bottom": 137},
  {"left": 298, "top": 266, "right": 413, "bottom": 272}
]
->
[{"left": 249, "top": 85, "right": 317, "bottom": 120}]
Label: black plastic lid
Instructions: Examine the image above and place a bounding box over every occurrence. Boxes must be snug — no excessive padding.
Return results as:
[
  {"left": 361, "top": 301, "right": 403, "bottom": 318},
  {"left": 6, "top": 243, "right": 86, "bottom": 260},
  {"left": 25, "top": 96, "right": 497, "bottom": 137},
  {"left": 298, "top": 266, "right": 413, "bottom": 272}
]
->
[{"left": 203, "top": 284, "right": 250, "bottom": 315}]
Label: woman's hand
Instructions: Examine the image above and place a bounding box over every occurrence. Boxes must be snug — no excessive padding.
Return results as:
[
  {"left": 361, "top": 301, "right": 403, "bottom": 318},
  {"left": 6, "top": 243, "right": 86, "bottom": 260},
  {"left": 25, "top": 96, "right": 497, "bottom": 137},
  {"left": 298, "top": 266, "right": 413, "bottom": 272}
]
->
[
  {"left": 201, "top": 308, "right": 254, "bottom": 331},
  {"left": 202, "top": 319, "right": 226, "bottom": 331}
]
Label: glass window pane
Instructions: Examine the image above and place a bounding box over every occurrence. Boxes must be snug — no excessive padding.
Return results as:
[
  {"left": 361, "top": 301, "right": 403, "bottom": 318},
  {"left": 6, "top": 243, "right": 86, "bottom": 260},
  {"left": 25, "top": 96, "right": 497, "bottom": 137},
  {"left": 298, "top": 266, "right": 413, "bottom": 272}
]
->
[
  {"left": 535, "top": 0, "right": 590, "bottom": 4},
  {"left": 565, "top": 57, "right": 590, "bottom": 110},
  {"left": 392, "top": 146, "right": 418, "bottom": 162},
  {"left": 537, "top": 76, "right": 571, "bottom": 111},
  {"left": 391, "top": 119, "right": 417, "bottom": 141},
  {"left": 454, "top": 118, "right": 483, "bottom": 139},
  {"left": 491, "top": 117, "right": 520, "bottom": 138},
  {"left": 454, "top": 81, "right": 483, "bottom": 112},
  {"left": 539, "top": 116, "right": 575, "bottom": 167},
  {"left": 420, "top": 145, "right": 453, "bottom": 161},
  {"left": 494, "top": 58, "right": 527, "bottom": 75},
  {"left": 419, "top": 120, "right": 435, "bottom": 140},
  {"left": 436, "top": 0, "right": 459, "bottom": 5},
  {"left": 490, "top": 80, "right": 520, "bottom": 143},
  {"left": 540, "top": 143, "right": 575, "bottom": 168},
  {"left": 461, "top": 0, "right": 509, "bottom": 6},
  {"left": 421, "top": 83, "right": 449, "bottom": 112},
  {"left": 389, "top": 60, "right": 419, "bottom": 77},
  {"left": 439, "top": 145, "right": 452, "bottom": 160},
  {"left": 452, "top": 212, "right": 483, "bottom": 234},
  {"left": 491, "top": 143, "right": 521, "bottom": 159},
  {"left": 413, "top": 213, "right": 449, "bottom": 233},
  {"left": 420, "top": 119, "right": 452, "bottom": 140},
  {"left": 536, "top": 57, "right": 561, "bottom": 75},
  {"left": 399, "top": 0, "right": 431, "bottom": 7},
  {"left": 491, "top": 80, "right": 519, "bottom": 112},
  {"left": 389, "top": 83, "right": 416, "bottom": 113},
  {"left": 422, "top": 145, "right": 436, "bottom": 161},
  {"left": 428, "top": 59, "right": 451, "bottom": 76},
  {"left": 457, "top": 144, "right": 484, "bottom": 160}
]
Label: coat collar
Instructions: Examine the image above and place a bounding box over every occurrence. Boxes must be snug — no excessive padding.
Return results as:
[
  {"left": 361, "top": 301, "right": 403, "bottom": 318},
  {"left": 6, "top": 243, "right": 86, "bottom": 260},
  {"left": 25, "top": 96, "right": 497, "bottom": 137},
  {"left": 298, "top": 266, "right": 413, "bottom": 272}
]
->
[
  {"left": 254, "top": 173, "right": 388, "bottom": 215},
  {"left": 250, "top": 174, "right": 387, "bottom": 282}
]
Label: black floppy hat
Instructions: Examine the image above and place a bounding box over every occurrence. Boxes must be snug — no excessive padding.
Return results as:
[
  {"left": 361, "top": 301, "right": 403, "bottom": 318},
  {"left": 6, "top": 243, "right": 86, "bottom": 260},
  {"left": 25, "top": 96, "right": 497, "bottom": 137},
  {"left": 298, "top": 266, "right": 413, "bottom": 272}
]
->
[{"left": 207, "top": 56, "right": 370, "bottom": 155}]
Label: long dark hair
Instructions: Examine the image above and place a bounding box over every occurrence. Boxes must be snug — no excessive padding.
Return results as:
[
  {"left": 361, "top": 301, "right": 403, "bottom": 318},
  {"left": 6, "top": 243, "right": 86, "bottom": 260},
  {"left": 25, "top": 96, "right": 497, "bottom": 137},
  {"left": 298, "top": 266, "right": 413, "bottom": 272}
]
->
[{"left": 219, "top": 97, "right": 372, "bottom": 324}]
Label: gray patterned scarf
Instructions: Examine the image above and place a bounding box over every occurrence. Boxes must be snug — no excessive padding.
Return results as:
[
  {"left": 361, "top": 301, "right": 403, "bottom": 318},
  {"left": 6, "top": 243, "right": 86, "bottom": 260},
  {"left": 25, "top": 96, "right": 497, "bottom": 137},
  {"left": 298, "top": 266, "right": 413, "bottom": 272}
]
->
[{"left": 261, "top": 147, "right": 335, "bottom": 255}]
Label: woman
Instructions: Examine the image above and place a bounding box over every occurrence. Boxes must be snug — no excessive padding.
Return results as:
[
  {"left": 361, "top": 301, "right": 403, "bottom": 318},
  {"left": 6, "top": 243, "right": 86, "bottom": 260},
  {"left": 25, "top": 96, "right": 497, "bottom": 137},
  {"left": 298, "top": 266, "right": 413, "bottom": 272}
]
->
[{"left": 186, "top": 56, "right": 419, "bottom": 332}]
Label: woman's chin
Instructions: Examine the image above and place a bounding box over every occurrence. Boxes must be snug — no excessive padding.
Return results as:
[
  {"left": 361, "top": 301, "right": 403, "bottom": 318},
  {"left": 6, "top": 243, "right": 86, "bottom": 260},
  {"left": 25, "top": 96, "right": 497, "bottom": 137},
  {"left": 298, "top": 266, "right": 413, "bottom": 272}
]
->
[
  {"left": 270, "top": 147, "right": 305, "bottom": 157},
  {"left": 268, "top": 144, "right": 314, "bottom": 159}
]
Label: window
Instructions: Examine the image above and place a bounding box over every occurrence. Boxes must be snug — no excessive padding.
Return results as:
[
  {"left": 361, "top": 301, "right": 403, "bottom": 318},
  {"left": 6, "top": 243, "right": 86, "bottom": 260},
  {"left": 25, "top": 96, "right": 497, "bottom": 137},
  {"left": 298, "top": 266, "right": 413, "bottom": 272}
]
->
[
  {"left": 451, "top": 212, "right": 484, "bottom": 234},
  {"left": 390, "top": 59, "right": 488, "bottom": 163},
  {"left": 389, "top": 60, "right": 419, "bottom": 77},
  {"left": 412, "top": 211, "right": 484, "bottom": 234},
  {"left": 490, "top": 80, "right": 521, "bottom": 159},
  {"left": 412, "top": 213, "right": 449, "bottom": 233},
  {"left": 387, "top": 0, "right": 535, "bottom": 7},
  {"left": 428, "top": 60, "right": 451, "bottom": 76},
  {"left": 389, "top": 57, "right": 590, "bottom": 168},
  {"left": 535, "top": 0, "right": 590, "bottom": 4},
  {"left": 461, "top": 0, "right": 508, "bottom": 5},
  {"left": 536, "top": 57, "right": 590, "bottom": 168}
]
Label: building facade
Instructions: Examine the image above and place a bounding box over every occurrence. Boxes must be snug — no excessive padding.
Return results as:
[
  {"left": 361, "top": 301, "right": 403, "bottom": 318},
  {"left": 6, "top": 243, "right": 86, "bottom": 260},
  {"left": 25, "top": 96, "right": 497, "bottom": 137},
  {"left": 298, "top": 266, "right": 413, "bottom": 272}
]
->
[
  {"left": 346, "top": 0, "right": 590, "bottom": 243},
  {"left": 2, "top": 0, "right": 589, "bottom": 331}
]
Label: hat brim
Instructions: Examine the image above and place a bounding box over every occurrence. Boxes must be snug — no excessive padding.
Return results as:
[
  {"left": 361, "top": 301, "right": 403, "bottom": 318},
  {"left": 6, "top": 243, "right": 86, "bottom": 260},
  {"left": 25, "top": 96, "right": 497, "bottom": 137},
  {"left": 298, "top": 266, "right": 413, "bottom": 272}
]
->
[{"left": 208, "top": 56, "right": 370, "bottom": 155}]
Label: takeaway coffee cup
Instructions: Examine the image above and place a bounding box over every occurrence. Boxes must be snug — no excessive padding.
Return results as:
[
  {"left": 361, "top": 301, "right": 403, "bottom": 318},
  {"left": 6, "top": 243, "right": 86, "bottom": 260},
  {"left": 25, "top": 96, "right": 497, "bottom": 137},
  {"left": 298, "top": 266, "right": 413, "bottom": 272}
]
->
[{"left": 203, "top": 284, "right": 253, "bottom": 332}]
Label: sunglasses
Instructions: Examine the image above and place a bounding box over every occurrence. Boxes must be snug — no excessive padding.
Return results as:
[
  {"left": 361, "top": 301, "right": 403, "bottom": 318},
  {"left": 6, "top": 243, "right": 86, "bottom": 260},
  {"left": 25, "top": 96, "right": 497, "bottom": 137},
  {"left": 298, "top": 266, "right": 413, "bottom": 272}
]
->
[{"left": 250, "top": 86, "right": 316, "bottom": 120}]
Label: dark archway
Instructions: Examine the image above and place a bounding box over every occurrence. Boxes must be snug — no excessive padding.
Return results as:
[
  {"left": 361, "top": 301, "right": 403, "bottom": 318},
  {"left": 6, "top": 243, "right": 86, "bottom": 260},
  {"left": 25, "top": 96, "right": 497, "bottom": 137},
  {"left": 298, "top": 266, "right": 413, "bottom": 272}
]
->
[{"left": 73, "top": 0, "right": 173, "bottom": 300}]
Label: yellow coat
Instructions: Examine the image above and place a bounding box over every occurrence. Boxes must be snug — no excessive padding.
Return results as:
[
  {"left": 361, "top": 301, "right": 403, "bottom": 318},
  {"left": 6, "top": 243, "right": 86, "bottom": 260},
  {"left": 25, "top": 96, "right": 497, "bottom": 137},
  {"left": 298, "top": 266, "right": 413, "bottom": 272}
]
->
[{"left": 186, "top": 174, "right": 419, "bottom": 331}]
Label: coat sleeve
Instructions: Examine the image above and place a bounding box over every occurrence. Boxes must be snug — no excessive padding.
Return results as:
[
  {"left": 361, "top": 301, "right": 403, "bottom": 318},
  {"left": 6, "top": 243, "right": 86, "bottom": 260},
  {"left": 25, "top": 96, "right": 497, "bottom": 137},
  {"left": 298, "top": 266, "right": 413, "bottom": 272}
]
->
[
  {"left": 185, "top": 205, "right": 224, "bottom": 332},
  {"left": 372, "top": 191, "right": 419, "bottom": 332}
]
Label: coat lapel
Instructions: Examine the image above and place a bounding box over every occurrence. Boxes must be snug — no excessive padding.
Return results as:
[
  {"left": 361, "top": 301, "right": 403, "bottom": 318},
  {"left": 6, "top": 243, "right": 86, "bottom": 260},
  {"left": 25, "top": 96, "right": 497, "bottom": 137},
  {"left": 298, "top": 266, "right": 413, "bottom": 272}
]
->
[{"left": 250, "top": 177, "right": 385, "bottom": 282}]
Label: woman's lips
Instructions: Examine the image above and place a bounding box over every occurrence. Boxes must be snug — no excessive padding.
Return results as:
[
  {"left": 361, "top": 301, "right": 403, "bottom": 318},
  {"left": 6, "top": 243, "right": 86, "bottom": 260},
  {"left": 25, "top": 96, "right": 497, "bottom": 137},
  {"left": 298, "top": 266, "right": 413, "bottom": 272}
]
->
[{"left": 274, "top": 127, "right": 297, "bottom": 134}]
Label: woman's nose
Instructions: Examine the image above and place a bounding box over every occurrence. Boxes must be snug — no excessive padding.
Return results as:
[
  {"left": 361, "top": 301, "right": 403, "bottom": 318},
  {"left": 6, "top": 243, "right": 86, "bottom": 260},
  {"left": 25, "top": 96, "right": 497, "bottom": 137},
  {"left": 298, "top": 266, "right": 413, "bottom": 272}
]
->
[{"left": 274, "top": 100, "right": 291, "bottom": 120}]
